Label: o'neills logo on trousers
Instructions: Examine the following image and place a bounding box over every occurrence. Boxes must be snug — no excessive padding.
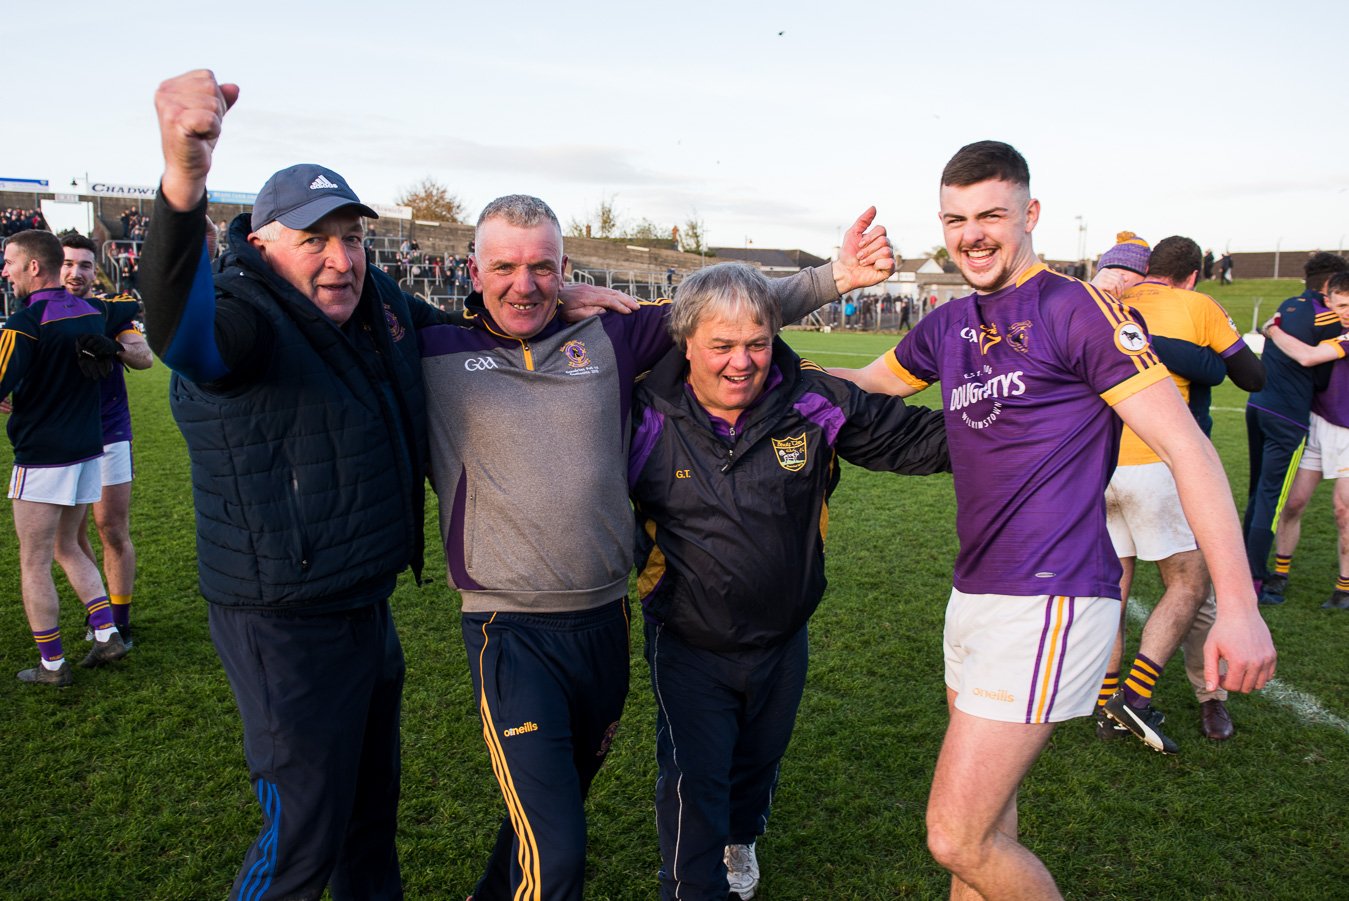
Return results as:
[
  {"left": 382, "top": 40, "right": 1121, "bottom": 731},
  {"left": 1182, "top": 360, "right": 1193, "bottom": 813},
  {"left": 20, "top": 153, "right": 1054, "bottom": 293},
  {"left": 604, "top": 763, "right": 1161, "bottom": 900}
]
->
[
  {"left": 972, "top": 687, "right": 1015, "bottom": 703},
  {"left": 502, "top": 721, "right": 539, "bottom": 738}
]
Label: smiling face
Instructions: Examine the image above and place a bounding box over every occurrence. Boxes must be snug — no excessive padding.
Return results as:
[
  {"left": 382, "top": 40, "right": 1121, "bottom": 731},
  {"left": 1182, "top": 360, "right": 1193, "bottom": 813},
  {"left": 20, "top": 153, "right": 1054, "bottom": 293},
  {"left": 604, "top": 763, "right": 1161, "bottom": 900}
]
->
[
  {"left": 938, "top": 178, "right": 1041, "bottom": 294},
  {"left": 683, "top": 308, "right": 774, "bottom": 425},
  {"left": 469, "top": 217, "right": 567, "bottom": 339},
  {"left": 248, "top": 209, "right": 366, "bottom": 324},
  {"left": 61, "top": 247, "right": 98, "bottom": 298},
  {"left": 1328, "top": 291, "right": 1349, "bottom": 328}
]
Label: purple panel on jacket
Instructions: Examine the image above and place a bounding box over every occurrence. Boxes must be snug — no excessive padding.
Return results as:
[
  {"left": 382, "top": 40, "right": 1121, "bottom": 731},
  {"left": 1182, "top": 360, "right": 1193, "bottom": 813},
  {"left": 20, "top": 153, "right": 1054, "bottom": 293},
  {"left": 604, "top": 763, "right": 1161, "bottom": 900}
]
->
[
  {"left": 418, "top": 321, "right": 501, "bottom": 357},
  {"left": 445, "top": 468, "right": 484, "bottom": 590},
  {"left": 32, "top": 289, "right": 99, "bottom": 323},
  {"left": 629, "top": 405, "right": 666, "bottom": 488},
  {"left": 793, "top": 390, "right": 846, "bottom": 445}
]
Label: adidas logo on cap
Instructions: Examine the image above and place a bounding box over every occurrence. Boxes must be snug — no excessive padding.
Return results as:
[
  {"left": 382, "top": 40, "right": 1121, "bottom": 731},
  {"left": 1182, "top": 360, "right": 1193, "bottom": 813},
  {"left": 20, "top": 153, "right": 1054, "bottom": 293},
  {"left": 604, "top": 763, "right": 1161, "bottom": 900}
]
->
[{"left": 309, "top": 174, "right": 341, "bottom": 190}]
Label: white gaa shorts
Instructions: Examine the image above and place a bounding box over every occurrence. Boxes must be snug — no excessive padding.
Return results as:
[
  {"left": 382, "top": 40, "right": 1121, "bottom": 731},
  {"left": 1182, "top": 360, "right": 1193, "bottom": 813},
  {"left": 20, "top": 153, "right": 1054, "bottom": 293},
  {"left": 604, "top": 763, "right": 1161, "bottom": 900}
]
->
[
  {"left": 1105, "top": 461, "right": 1198, "bottom": 561},
  {"left": 99, "top": 440, "right": 134, "bottom": 487},
  {"left": 1300, "top": 413, "right": 1349, "bottom": 479},
  {"left": 9, "top": 458, "right": 103, "bottom": 506},
  {"left": 944, "top": 589, "right": 1119, "bottom": 724}
]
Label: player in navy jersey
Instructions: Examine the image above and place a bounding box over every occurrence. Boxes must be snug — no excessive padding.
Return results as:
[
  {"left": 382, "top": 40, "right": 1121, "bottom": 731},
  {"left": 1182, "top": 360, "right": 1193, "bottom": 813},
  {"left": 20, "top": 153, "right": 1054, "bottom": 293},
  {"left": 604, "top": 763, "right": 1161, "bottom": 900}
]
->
[
  {"left": 2, "top": 230, "right": 131, "bottom": 685},
  {"left": 59, "top": 234, "right": 154, "bottom": 644},
  {"left": 1246, "top": 252, "right": 1348, "bottom": 603},
  {"left": 1262, "top": 270, "right": 1349, "bottom": 609},
  {"left": 832, "top": 142, "right": 1275, "bottom": 899}
]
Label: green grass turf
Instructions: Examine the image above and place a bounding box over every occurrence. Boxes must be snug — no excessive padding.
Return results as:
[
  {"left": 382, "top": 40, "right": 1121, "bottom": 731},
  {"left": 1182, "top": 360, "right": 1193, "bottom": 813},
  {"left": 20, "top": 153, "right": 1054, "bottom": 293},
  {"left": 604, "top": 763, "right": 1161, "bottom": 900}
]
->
[{"left": 1, "top": 279, "right": 1346, "bottom": 899}]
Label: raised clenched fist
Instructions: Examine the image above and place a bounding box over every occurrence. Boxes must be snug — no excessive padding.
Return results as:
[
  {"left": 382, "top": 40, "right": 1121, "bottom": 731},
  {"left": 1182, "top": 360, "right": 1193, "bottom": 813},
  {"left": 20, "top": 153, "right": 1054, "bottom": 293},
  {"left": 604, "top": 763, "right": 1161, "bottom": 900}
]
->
[{"left": 154, "top": 70, "right": 240, "bottom": 210}]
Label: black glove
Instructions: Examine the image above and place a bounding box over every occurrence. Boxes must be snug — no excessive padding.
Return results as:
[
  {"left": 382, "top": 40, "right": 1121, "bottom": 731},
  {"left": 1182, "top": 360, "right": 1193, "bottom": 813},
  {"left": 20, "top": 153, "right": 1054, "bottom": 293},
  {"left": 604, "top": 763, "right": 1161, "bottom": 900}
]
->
[{"left": 76, "top": 333, "right": 122, "bottom": 380}]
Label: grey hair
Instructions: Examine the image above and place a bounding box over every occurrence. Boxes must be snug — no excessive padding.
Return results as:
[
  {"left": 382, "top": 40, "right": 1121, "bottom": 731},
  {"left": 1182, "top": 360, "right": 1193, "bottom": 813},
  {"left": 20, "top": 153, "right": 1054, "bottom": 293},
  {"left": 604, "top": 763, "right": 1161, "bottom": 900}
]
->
[
  {"left": 251, "top": 220, "right": 283, "bottom": 242},
  {"left": 476, "top": 194, "right": 560, "bottom": 237},
  {"left": 667, "top": 262, "right": 781, "bottom": 348}
]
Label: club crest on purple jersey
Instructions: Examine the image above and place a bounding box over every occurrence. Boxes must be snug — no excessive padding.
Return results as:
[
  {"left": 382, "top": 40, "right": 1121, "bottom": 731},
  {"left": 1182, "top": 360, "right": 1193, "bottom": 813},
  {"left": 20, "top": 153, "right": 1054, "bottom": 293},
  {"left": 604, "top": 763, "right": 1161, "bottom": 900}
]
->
[
  {"left": 1114, "top": 321, "right": 1148, "bottom": 355},
  {"left": 1008, "top": 320, "right": 1033, "bottom": 354}
]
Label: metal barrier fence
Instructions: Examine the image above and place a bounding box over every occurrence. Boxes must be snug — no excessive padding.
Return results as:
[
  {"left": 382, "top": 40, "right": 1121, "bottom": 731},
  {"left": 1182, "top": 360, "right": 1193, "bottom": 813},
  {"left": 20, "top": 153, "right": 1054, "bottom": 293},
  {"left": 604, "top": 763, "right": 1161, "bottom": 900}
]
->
[{"left": 572, "top": 268, "right": 670, "bottom": 301}]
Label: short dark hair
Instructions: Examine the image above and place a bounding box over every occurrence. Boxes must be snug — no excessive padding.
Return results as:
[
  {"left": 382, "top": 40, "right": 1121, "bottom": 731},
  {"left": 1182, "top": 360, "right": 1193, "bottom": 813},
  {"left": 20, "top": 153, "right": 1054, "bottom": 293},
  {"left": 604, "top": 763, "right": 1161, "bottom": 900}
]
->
[
  {"left": 941, "top": 141, "right": 1030, "bottom": 189},
  {"left": 6, "top": 229, "right": 62, "bottom": 273},
  {"left": 1147, "top": 236, "right": 1202, "bottom": 284},
  {"left": 1305, "top": 252, "right": 1348, "bottom": 292},
  {"left": 59, "top": 233, "right": 98, "bottom": 255},
  {"left": 1325, "top": 271, "right": 1349, "bottom": 297}
]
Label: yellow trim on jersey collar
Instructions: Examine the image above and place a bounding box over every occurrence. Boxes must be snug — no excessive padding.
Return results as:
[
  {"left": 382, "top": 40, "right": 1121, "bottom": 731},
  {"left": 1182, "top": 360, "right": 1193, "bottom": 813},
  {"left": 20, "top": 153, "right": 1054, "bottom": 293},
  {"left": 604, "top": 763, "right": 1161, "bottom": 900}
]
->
[{"left": 1014, "top": 262, "right": 1048, "bottom": 288}]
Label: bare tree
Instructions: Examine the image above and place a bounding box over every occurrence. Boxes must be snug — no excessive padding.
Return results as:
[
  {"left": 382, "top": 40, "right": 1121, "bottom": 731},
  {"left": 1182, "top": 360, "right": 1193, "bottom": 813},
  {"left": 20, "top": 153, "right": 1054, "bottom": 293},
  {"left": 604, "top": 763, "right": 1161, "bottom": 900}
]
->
[{"left": 396, "top": 176, "right": 467, "bottom": 224}]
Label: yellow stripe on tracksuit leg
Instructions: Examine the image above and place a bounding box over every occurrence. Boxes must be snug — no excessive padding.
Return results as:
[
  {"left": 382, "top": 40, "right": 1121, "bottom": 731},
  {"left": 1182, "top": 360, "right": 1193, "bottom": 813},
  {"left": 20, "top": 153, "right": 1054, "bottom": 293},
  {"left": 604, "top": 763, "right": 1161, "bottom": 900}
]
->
[
  {"left": 1270, "top": 437, "right": 1308, "bottom": 533},
  {"left": 477, "top": 616, "right": 543, "bottom": 900}
]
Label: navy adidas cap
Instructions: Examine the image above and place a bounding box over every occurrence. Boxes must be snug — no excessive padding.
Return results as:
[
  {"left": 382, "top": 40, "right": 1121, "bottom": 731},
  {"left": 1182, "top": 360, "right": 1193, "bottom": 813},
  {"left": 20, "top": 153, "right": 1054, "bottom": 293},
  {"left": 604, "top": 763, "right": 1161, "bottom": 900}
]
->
[{"left": 251, "top": 163, "right": 379, "bottom": 231}]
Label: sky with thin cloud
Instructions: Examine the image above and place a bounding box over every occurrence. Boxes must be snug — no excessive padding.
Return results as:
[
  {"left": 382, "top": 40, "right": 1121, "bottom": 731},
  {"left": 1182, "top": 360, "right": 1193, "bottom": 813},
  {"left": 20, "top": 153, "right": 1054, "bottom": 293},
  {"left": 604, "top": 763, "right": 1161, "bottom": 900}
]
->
[{"left": 5, "top": 0, "right": 1346, "bottom": 261}]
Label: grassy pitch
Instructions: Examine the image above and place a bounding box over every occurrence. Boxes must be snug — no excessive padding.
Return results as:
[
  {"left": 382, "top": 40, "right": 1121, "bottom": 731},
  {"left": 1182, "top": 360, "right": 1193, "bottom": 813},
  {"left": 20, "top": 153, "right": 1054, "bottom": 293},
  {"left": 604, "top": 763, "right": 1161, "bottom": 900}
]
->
[{"left": 0, "top": 279, "right": 1345, "bottom": 899}]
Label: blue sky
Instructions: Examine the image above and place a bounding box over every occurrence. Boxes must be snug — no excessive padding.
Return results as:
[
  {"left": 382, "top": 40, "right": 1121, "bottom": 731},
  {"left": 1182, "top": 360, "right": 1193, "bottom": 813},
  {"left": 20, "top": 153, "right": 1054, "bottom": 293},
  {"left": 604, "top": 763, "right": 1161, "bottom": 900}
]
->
[{"left": 5, "top": 0, "right": 1346, "bottom": 260}]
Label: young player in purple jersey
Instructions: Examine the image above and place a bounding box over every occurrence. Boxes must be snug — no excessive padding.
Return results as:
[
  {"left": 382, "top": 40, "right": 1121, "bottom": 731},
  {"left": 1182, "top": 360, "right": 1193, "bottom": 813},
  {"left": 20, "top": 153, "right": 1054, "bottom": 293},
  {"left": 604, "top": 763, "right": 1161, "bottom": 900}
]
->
[
  {"left": 832, "top": 141, "right": 1275, "bottom": 900},
  {"left": 1263, "top": 271, "right": 1349, "bottom": 609},
  {"left": 59, "top": 234, "right": 154, "bottom": 644}
]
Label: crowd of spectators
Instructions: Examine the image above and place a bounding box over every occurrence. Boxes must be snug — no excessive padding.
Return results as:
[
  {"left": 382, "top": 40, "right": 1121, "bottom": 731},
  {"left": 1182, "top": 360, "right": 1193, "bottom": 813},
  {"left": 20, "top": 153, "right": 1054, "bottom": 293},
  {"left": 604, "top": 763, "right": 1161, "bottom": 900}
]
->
[
  {"left": 2, "top": 208, "right": 47, "bottom": 237},
  {"left": 120, "top": 208, "right": 150, "bottom": 240},
  {"left": 372, "top": 237, "right": 474, "bottom": 304}
]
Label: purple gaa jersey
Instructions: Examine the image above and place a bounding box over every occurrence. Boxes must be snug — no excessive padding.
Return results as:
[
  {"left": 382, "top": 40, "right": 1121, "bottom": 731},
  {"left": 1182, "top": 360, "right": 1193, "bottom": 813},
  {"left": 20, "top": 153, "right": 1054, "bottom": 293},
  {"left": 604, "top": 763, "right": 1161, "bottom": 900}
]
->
[
  {"left": 887, "top": 264, "right": 1168, "bottom": 598},
  {"left": 1311, "top": 332, "right": 1349, "bottom": 429}
]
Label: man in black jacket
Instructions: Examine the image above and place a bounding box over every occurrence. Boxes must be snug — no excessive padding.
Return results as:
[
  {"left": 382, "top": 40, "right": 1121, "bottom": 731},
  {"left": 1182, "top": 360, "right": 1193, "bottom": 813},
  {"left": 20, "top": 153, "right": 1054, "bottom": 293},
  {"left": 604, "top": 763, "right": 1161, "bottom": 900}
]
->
[
  {"left": 145, "top": 68, "right": 645, "bottom": 901},
  {"left": 143, "top": 70, "right": 436, "bottom": 901},
  {"left": 629, "top": 262, "right": 949, "bottom": 900}
]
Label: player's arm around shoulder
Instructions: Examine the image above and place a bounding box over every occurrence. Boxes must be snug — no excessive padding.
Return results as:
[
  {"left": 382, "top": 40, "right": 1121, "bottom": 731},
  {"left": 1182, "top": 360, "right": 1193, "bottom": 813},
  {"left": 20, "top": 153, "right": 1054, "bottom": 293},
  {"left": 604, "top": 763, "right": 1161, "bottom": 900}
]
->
[
  {"left": 828, "top": 314, "right": 937, "bottom": 398},
  {"left": 1113, "top": 378, "right": 1276, "bottom": 694},
  {"left": 1266, "top": 321, "right": 1344, "bottom": 367},
  {"left": 813, "top": 364, "right": 950, "bottom": 475}
]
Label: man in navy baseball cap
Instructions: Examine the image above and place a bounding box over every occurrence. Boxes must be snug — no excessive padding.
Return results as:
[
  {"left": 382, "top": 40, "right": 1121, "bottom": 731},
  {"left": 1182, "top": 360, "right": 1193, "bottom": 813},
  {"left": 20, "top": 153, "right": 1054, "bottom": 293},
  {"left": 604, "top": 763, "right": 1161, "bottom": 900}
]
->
[
  {"left": 244, "top": 163, "right": 380, "bottom": 324},
  {"left": 251, "top": 163, "right": 378, "bottom": 231}
]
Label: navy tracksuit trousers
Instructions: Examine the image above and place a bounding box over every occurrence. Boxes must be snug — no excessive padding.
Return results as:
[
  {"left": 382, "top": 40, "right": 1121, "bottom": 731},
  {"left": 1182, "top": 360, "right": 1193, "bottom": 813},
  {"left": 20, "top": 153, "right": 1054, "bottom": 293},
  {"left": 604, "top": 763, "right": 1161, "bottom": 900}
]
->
[
  {"left": 645, "top": 620, "right": 809, "bottom": 901},
  {"left": 463, "top": 599, "right": 630, "bottom": 901},
  {"left": 209, "top": 599, "right": 405, "bottom": 901},
  {"left": 1244, "top": 406, "right": 1308, "bottom": 581}
]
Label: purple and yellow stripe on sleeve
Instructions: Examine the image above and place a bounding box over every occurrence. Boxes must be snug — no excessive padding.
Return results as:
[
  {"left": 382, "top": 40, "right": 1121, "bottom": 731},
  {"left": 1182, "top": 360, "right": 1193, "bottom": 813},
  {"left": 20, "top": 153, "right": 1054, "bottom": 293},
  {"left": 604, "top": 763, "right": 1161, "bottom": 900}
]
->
[
  {"left": 1082, "top": 282, "right": 1163, "bottom": 375},
  {"left": 1319, "top": 335, "right": 1349, "bottom": 360}
]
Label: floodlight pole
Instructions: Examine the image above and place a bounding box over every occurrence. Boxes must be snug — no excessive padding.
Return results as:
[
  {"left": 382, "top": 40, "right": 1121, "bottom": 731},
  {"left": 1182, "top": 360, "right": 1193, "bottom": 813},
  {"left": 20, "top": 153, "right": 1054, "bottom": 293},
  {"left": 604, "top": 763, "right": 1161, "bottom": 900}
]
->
[{"left": 1274, "top": 237, "right": 1282, "bottom": 280}]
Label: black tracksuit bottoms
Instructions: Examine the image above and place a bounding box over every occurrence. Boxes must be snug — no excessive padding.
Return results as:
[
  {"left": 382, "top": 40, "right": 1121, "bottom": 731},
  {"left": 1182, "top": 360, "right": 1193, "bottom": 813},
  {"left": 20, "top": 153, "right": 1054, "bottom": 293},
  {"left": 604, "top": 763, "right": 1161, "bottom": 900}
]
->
[
  {"left": 645, "top": 620, "right": 809, "bottom": 901},
  {"left": 209, "top": 599, "right": 405, "bottom": 901},
  {"left": 463, "top": 598, "right": 631, "bottom": 901}
]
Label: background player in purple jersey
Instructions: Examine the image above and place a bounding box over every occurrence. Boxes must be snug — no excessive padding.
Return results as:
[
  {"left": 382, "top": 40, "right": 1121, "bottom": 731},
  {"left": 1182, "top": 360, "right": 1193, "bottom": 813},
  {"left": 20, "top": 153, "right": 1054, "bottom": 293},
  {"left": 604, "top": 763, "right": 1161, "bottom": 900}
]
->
[
  {"left": 59, "top": 234, "right": 154, "bottom": 646},
  {"left": 1263, "top": 271, "right": 1349, "bottom": 609},
  {"left": 831, "top": 141, "right": 1275, "bottom": 900}
]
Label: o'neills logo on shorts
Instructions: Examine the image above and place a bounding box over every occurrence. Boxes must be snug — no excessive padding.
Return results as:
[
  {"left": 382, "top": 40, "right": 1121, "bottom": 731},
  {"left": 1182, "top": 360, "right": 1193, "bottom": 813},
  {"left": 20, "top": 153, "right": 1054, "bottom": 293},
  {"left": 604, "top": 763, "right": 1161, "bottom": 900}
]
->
[
  {"left": 972, "top": 687, "right": 1016, "bottom": 703},
  {"left": 502, "top": 721, "right": 539, "bottom": 738}
]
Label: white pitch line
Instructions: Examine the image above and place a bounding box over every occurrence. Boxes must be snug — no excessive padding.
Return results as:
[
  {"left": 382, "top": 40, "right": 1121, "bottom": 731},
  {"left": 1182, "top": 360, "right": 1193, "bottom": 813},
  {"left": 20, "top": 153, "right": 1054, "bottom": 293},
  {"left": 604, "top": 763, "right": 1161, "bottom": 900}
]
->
[
  {"left": 1125, "top": 597, "right": 1348, "bottom": 734},
  {"left": 1210, "top": 406, "right": 1247, "bottom": 414}
]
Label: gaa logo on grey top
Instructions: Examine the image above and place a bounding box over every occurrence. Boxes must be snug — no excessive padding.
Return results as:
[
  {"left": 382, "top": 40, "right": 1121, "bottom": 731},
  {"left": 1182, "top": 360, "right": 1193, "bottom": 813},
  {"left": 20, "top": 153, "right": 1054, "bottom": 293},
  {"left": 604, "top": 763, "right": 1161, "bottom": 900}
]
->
[{"left": 465, "top": 357, "right": 500, "bottom": 371}]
